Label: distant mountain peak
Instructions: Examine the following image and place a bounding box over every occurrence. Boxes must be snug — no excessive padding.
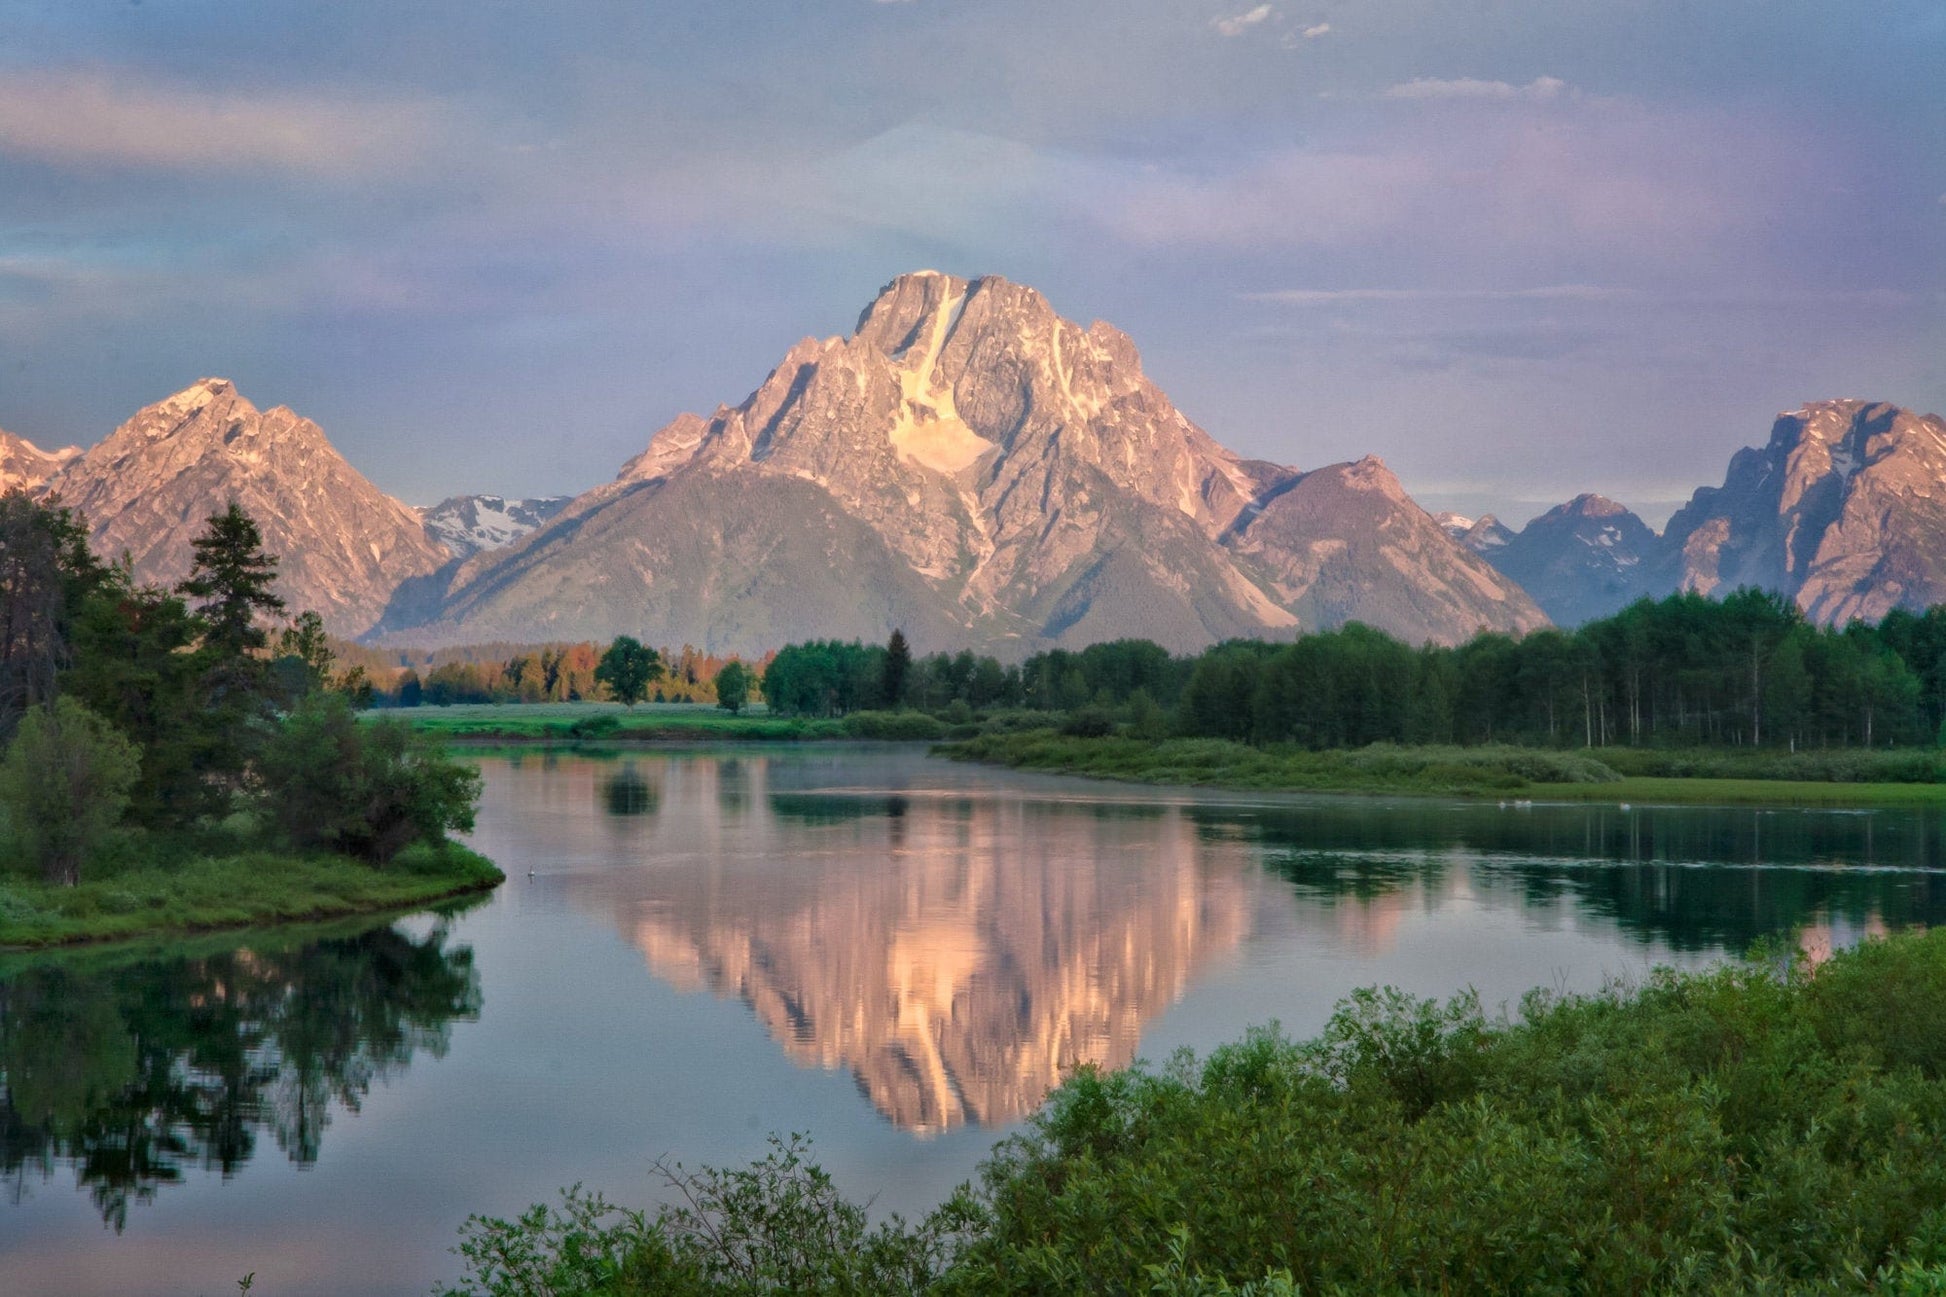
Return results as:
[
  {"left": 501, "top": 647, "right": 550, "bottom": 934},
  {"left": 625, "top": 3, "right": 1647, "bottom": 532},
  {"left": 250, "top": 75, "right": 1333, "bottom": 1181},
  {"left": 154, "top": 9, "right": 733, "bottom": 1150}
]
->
[{"left": 50, "top": 381, "right": 449, "bottom": 635}]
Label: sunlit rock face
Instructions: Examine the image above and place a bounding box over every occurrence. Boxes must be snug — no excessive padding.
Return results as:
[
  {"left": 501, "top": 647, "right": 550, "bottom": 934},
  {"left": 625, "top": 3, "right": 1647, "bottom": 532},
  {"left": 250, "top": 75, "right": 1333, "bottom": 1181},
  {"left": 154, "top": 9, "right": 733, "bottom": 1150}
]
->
[
  {"left": 386, "top": 272, "right": 1544, "bottom": 653},
  {"left": 0, "top": 426, "right": 80, "bottom": 494},
  {"left": 512, "top": 754, "right": 1260, "bottom": 1133},
  {"left": 48, "top": 379, "right": 451, "bottom": 636},
  {"left": 1661, "top": 401, "right": 1946, "bottom": 625}
]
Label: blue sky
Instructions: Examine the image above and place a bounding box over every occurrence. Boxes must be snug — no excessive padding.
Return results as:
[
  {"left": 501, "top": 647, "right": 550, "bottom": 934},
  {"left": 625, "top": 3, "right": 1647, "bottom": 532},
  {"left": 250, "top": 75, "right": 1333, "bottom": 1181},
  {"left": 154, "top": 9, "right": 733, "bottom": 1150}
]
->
[{"left": 0, "top": 0, "right": 1940, "bottom": 525}]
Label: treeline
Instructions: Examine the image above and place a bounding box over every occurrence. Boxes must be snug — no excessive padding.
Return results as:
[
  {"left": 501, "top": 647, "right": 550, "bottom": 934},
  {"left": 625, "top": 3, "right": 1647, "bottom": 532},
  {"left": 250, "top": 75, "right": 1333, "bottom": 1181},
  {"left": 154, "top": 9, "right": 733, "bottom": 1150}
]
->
[
  {"left": 0, "top": 492, "right": 477, "bottom": 886},
  {"left": 765, "top": 590, "right": 1946, "bottom": 749},
  {"left": 358, "top": 641, "right": 765, "bottom": 706}
]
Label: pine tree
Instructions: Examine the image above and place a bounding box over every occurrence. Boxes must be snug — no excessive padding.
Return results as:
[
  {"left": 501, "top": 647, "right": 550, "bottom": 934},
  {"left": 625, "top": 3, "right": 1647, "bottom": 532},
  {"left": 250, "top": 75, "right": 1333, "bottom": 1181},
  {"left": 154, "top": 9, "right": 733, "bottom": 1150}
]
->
[
  {"left": 178, "top": 501, "right": 286, "bottom": 659},
  {"left": 882, "top": 629, "right": 911, "bottom": 709}
]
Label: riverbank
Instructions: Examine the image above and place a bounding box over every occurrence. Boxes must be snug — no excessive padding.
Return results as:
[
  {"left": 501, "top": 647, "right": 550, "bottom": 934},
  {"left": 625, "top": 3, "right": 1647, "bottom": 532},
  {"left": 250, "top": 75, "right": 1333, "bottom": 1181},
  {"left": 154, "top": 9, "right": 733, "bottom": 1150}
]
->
[
  {"left": 386, "top": 701, "right": 949, "bottom": 744},
  {"left": 938, "top": 731, "right": 1946, "bottom": 806},
  {"left": 0, "top": 841, "right": 504, "bottom": 950},
  {"left": 448, "top": 926, "right": 1946, "bottom": 1295}
]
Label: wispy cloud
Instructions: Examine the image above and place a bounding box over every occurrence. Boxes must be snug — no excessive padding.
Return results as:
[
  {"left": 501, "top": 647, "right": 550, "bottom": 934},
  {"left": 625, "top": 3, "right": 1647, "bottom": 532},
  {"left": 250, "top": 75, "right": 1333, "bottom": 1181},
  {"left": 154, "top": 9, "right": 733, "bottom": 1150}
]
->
[
  {"left": 1213, "top": 5, "right": 1275, "bottom": 37},
  {"left": 0, "top": 69, "right": 444, "bottom": 175},
  {"left": 1386, "top": 76, "right": 1569, "bottom": 102},
  {"left": 1300, "top": 22, "right": 1332, "bottom": 38},
  {"left": 1245, "top": 285, "right": 1638, "bottom": 304}
]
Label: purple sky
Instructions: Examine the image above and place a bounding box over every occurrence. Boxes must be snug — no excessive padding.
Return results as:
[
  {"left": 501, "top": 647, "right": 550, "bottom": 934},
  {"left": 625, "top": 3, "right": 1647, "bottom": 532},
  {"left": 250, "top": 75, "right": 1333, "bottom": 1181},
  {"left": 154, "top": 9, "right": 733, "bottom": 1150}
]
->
[{"left": 0, "top": 0, "right": 1940, "bottom": 528}]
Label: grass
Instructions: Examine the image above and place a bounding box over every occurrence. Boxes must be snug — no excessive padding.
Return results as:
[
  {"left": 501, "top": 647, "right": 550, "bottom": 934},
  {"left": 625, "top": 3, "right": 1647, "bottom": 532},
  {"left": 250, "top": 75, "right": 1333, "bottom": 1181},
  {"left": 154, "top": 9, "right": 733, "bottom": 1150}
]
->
[
  {"left": 938, "top": 731, "right": 1622, "bottom": 796},
  {"left": 942, "top": 730, "right": 1946, "bottom": 807},
  {"left": 384, "top": 702, "right": 949, "bottom": 743},
  {"left": 0, "top": 839, "right": 504, "bottom": 950},
  {"left": 1535, "top": 775, "right": 1946, "bottom": 807}
]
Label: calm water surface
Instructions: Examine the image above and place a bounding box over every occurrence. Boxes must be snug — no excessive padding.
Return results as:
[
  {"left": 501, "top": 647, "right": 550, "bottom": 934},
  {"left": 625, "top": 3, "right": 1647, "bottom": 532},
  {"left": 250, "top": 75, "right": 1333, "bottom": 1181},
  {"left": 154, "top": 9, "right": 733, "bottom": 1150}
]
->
[{"left": 6, "top": 745, "right": 1946, "bottom": 1295}]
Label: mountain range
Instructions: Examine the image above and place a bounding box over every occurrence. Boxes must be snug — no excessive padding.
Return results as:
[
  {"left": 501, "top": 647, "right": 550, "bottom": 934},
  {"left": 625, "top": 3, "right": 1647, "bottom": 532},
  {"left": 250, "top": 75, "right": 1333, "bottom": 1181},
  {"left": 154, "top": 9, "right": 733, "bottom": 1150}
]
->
[{"left": 6, "top": 272, "right": 1945, "bottom": 652}]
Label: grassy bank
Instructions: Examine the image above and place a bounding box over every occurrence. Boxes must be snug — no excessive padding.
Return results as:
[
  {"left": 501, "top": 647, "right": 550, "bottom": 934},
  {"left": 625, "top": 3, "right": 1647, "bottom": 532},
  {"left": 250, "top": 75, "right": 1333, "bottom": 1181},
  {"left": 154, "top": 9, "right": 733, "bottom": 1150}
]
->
[
  {"left": 387, "top": 702, "right": 951, "bottom": 744},
  {"left": 449, "top": 927, "right": 1946, "bottom": 1296},
  {"left": 940, "top": 731, "right": 1946, "bottom": 806},
  {"left": 938, "top": 731, "right": 1623, "bottom": 796},
  {"left": 0, "top": 840, "right": 503, "bottom": 950}
]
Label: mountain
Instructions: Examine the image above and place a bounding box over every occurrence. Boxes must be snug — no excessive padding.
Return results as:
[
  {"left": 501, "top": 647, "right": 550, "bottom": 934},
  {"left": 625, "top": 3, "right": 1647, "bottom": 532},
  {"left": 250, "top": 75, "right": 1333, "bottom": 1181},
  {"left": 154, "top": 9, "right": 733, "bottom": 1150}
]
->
[
  {"left": 1486, "top": 494, "right": 1660, "bottom": 626},
  {"left": 1661, "top": 400, "right": 1946, "bottom": 625},
  {"left": 1438, "top": 512, "right": 1515, "bottom": 557},
  {"left": 420, "top": 494, "right": 570, "bottom": 559},
  {"left": 378, "top": 272, "right": 1544, "bottom": 653},
  {"left": 0, "top": 427, "right": 81, "bottom": 494},
  {"left": 49, "top": 379, "right": 453, "bottom": 636}
]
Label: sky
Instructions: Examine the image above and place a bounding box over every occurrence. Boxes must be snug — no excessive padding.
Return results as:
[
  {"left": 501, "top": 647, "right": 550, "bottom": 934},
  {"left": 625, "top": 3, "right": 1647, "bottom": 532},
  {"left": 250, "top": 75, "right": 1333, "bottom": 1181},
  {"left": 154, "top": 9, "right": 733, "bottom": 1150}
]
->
[{"left": 0, "top": 0, "right": 1941, "bottom": 528}]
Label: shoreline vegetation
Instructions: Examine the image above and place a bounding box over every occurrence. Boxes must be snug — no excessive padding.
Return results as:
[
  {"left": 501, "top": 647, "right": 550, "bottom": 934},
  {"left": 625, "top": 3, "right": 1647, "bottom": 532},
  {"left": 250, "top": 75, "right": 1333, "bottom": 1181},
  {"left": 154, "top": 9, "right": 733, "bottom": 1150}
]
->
[
  {"left": 446, "top": 927, "right": 1946, "bottom": 1296},
  {"left": 0, "top": 841, "right": 502, "bottom": 950},
  {"left": 936, "top": 730, "right": 1946, "bottom": 806},
  {"left": 0, "top": 494, "right": 498, "bottom": 953}
]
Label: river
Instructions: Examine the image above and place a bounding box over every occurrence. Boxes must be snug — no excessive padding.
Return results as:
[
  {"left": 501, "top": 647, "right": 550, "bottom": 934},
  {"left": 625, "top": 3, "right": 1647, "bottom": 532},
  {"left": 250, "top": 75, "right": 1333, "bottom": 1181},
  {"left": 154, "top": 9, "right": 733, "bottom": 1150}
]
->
[{"left": 5, "top": 745, "right": 1944, "bottom": 1294}]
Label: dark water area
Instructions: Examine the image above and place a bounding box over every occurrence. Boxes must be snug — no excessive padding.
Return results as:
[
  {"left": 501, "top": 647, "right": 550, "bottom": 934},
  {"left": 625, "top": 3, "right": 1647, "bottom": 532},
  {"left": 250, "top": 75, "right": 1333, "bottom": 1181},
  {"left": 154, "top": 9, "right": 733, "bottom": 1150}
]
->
[{"left": 5, "top": 746, "right": 1944, "bottom": 1295}]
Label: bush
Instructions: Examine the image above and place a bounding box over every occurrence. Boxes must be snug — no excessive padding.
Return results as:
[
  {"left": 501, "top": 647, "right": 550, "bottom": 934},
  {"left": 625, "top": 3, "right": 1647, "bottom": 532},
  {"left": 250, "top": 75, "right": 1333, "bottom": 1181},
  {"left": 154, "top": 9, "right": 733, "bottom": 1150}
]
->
[
  {"left": 0, "top": 697, "right": 140, "bottom": 886},
  {"left": 840, "top": 710, "right": 947, "bottom": 741},
  {"left": 257, "top": 693, "right": 481, "bottom": 864},
  {"left": 455, "top": 930, "right": 1946, "bottom": 1295},
  {"left": 1058, "top": 705, "right": 1116, "bottom": 738}
]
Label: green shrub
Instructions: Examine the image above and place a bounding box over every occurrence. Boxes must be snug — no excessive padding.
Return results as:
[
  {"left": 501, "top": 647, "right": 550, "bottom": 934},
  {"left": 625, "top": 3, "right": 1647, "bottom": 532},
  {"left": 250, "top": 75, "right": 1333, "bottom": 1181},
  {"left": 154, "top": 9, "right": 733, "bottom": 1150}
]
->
[
  {"left": 840, "top": 710, "right": 947, "bottom": 741},
  {"left": 257, "top": 692, "right": 481, "bottom": 864},
  {"left": 1058, "top": 705, "right": 1117, "bottom": 738},
  {"left": 456, "top": 930, "right": 1946, "bottom": 1295},
  {"left": 0, "top": 697, "right": 140, "bottom": 886}
]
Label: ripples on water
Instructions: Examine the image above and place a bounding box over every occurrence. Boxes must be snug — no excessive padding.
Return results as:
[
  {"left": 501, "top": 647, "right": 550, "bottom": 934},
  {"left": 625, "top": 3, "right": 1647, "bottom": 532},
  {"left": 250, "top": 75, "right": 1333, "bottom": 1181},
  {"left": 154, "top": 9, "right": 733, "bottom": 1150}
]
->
[{"left": 3, "top": 746, "right": 1943, "bottom": 1295}]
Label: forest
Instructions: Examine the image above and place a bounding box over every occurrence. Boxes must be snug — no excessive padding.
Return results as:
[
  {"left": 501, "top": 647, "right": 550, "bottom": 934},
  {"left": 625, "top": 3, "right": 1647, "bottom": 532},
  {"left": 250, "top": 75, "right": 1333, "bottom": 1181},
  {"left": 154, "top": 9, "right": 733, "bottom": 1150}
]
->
[{"left": 761, "top": 589, "right": 1946, "bottom": 751}]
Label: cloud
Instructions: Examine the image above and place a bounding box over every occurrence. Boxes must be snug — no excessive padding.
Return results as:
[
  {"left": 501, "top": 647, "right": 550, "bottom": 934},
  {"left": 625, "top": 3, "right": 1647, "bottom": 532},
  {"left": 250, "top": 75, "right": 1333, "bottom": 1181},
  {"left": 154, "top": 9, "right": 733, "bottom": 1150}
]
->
[
  {"left": 1245, "top": 285, "right": 1639, "bottom": 305},
  {"left": 0, "top": 69, "right": 444, "bottom": 176},
  {"left": 1385, "top": 76, "right": 1569, "bottom": 102},
  {"left": 1301, "top": 22, "right": 1332, "bottom": 38},
  {"left": 1213, "top": 5, "right": 1275, "bottom": 37}
]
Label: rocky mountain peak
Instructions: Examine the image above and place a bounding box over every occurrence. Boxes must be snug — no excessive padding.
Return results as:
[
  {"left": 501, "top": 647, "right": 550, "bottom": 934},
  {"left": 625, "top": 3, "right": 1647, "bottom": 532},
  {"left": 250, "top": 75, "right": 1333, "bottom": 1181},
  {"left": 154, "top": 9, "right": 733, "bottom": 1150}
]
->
[
  {"left": 1558, "top": 493, "right": 1631, "bottom": 519},
  {"left": 383, "top": 272, "right": 1546, "bottom": 652},
  {"left": 0, "top": 426, "right": 82, "bottom": 495},
  {"left": 49, "top": 381, "right": 451, "bottom": 636}
]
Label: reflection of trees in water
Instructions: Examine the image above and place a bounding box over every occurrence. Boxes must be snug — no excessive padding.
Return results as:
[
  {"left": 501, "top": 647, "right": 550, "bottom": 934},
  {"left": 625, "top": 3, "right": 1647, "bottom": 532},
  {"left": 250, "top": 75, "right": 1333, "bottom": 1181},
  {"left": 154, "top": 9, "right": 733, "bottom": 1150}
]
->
[
  {"left": 0, "top": 920, "right": 480, "bottom": 1230},
  {"left": 1218, "top": 803, "right": 1946, "bottom": 953},
  {"left": 604, "top": 763, "right": 657, "bottom": 816}
]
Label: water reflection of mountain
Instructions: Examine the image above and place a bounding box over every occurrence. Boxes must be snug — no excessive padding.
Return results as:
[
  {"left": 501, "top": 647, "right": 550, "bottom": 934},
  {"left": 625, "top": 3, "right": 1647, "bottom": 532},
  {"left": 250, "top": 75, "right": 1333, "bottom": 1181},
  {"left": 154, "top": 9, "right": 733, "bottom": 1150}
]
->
[
  {"left": 1219, "top": 801, "right": 1946, "bottom": 953},
  {"left": 548, "top": 755, "right": 1259, "bottom": 1133},
  {"left": 0, "top": 918, "right": 480, "bottom": 1229}
]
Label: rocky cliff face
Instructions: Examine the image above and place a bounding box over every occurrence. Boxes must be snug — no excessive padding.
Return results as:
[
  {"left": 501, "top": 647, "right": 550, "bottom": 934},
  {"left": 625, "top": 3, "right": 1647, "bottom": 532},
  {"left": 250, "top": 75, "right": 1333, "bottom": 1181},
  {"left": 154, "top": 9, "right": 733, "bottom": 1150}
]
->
[
  {"left": 0, "top": 427, "right": 81, "bottom": 494},
  {"left": 50, "top": 379, "right": 452, "bottom": 636},
  {"left": 1487, "top": 494, "right": 1659, "bottom": 627},
  {"left": 382, "top": 272, "right": 1543, "bottom": 653},
  {"left": 1661, "top": 401, "right": 1946, "bottom": 625},
  {"left": 420, "top": 494, "right": 570, "bottom": 559}
]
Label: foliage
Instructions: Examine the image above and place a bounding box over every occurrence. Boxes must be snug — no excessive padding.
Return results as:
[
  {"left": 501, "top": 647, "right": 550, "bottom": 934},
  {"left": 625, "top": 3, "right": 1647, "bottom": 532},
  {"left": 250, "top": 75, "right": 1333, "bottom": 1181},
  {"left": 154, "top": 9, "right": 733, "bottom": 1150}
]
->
[
  {"left": 838, "top": 710, "right": 946, "bottom": 741},
  {"left": 257, "top": 692, "right": 482, "bottom": 863},
  {"left": 943, "top": 733, "right": 1621, "bottom": 795},
  {"left": 882, "top": 629, "right": 913, "bottom": 709},
  {"left": 595, "top": 637, "right": 664, "bottom": 709},
  {"left": 0, "top": 490, "right": 104, "bottom": 737},
  {"left": 762, "top": 641, "right": 889, "bottom": 717},
  {"left": 445, "top": 1134, "right": 967, "bottom": 1297},
  {"left": 176, "top": 499, "right": 286, "bottom": 659},
  {"left": 0, "top": 697, "right": 140, "bottom": 886},
  {"left": 714, "top": 661, "right": 752, "bottom": 714},
  {"left": 454, "top": 929, "right": 1946, "bottom": 1295}
]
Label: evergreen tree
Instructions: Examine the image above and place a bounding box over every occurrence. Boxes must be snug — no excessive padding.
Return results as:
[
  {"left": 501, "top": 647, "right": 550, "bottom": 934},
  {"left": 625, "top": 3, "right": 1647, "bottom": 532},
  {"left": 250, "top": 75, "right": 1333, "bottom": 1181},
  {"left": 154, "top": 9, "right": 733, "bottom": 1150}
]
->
[
  {"left": 882, "top": 629, "right": 912, "bottom": 709},
  {"left": 177, "top": 501, "right": 286, "bottom": 659}
]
